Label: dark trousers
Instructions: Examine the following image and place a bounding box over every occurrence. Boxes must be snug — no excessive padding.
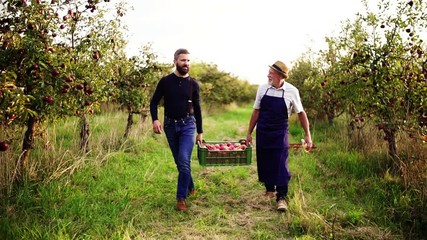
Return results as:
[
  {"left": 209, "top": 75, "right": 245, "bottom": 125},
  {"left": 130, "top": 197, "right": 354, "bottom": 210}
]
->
[{"left": 265, "top": 184, "right": 288, "bottom": 202}]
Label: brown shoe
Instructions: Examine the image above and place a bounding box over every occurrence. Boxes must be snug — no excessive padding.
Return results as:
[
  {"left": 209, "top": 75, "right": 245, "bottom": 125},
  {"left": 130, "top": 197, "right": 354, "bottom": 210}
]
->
[
  {"left": 264, "top": 191, "right": 275, "bottom": 198},
  {"left": 177, "top": 199, "right": 187, "bottom": 211}
]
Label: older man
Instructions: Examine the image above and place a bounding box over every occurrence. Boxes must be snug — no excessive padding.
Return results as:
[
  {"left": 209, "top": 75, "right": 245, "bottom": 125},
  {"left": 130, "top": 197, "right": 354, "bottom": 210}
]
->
[{"left": 247, "top": 60, "right": 313, "bottom": 211}]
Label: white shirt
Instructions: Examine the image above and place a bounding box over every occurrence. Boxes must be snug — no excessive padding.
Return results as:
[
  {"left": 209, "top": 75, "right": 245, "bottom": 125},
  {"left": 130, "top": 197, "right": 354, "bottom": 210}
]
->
[{"left": 253, "top": 81, "right": 304, "bottom": 116}]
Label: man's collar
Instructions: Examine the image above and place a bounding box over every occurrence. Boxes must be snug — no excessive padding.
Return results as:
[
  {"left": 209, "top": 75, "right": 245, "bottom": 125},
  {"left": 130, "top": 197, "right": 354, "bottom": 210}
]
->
[{"left": 269, "top": 79, "right": 285, "bottom": 89}]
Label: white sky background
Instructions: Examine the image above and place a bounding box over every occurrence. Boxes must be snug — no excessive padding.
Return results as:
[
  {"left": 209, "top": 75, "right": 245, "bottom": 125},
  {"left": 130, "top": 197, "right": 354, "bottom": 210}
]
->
[{"left": 121, "top": 0, "right": 366, "bottom": 85}]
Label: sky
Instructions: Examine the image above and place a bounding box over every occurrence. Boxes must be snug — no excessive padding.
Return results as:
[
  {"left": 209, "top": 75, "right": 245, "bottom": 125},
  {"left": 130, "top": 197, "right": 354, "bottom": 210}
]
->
[{"left": 121, "top": 0, "right": 366, "bottom": 85}]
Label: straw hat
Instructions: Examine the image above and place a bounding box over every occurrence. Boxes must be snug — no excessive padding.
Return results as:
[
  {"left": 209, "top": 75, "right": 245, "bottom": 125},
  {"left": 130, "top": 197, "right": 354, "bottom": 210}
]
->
[{"left": 269, "top": 60, "right": 289, "bottom": 78}]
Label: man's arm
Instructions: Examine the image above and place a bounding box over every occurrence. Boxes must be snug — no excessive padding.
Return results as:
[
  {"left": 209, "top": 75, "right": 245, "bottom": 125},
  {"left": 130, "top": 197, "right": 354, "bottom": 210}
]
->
[
  {"left": 192, "top": 79, "right": 203, "bottom": 134},
  {"left": 150, "top": 78, "right": 164, "bottom": 134},
  {"left": 298, "top": 111, "right": 313, "bottom": 149},
  {"left": 246, "top": 109, "right": 260, "bottom": 145}
]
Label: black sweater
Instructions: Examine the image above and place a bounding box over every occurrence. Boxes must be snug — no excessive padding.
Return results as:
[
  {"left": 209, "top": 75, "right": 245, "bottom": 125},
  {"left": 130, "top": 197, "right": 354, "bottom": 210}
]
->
[{"left": 150, "top": 73, "right": 203, "bottom": 134}]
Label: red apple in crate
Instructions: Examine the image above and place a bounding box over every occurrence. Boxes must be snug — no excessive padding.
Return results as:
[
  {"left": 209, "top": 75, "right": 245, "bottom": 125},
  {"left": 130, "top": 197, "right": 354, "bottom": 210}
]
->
[{"left": 206, "top": 144, "right": 218, "bottom": 151}]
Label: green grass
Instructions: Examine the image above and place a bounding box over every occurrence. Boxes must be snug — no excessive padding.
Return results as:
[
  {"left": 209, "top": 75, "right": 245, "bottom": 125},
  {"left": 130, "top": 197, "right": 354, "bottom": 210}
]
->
[{"left": 0, "top": 104, "right": 424, "bottom": 239}]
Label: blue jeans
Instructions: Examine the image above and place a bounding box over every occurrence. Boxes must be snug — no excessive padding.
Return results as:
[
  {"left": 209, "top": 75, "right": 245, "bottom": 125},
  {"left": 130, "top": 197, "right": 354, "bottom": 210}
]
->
[{"left": 164, "top": 116, "right": 196, "bottom": 200}]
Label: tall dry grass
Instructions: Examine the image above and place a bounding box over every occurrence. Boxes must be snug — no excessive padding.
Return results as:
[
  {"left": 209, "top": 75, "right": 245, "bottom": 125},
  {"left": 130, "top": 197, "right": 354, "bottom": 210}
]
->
[{"left": 0, "top": 109, "right": 153, "bottom": 197}]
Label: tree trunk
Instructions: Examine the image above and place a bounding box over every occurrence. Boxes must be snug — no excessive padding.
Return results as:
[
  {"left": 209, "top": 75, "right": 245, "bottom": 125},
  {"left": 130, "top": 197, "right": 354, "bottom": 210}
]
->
[
  {"left": 123, "top": 112, "right": 133, "bottom": 139},
  {"left": 18, "top": 115, "right": 37, "bottom": 180},
  {"left": 322, "top": 103, "right": 335, "bottom": 125},
  {"left": 80, "top": 114, "right": 90, "bottom": 152},
  {"left": 385, "top": 129, "right": 399, "bottom": 171},
  {"left": 140, "top": 109, "right": 148, "bottom": 123},
  {"left": 327, "top": 111, "right": 335, "bottom": 125}
]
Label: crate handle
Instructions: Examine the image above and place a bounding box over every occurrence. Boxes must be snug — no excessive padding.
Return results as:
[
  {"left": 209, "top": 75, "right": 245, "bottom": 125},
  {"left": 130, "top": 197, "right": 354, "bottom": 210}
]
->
[{"left": 197, "top": 140, "right": 205, "bottom": 147}]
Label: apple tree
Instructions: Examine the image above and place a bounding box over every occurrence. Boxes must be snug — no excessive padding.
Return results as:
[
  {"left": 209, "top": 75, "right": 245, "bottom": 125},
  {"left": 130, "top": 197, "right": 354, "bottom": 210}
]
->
[
  {"left": 0, "top": 0, "right": 127, "bottom": 177},
  {"left": 66, "top": 1, "right": 131, "bottom": 151},
  {"left": 113, "top": 44, "right": 167, "bottom": 139},
  {"left": 288, "top": 54, "right": 324, "bottom": 120},
  {"left": 313, "top": 40, "right": 350, "bottom": 125},
  {"left": 334, "top": 0, "right": 427, "bottom": 163}
]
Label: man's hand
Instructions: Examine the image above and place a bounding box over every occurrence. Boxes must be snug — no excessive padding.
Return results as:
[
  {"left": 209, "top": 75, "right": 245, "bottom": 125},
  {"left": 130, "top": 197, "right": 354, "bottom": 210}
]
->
[
  {"left": 246, "top": 133, "right": 253, "bottom": 146},
  {"left": 153, "top": 120, "right": 162, "bottom": 134},
  {"left": 196, "top": 133, "right": 203, "bottom": 144},
  {"left": 302, "top": 137, "right": 313, "bottom": 151}
]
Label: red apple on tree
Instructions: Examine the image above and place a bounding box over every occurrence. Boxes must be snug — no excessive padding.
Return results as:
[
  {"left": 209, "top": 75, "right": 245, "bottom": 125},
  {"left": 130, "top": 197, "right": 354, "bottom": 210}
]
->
[
  {"left": 92, "top": 51, "right": 100, "bottom": 60},
  {"left": 64, "top": 76, "right": 73, "bottom": 82},
  {"left": 43, "top": 96, "right": 54, "bottom": 103},
  {"left": 27, "top": 23, "right": 35, "bottom": 30},
  {"left": 60, "top": 87, "right": 69, "bottom": 93},
  {"left": 2, "top": 40, "right": 10, "bottom": 50},
  {"left": 85, "top": 88, "right": 94, "bottom": 95},
  {"left": 52, "top": 69, "right": 60, "bottom": 77},
  {"left": 7, "top": 113, "right": 17, "bottom": 120},
  {"left": 0, "top": 141, "right": 9, "bottom": 151},
  {"left": 321, "top": 81, "right": 327, "bottom": 87}
]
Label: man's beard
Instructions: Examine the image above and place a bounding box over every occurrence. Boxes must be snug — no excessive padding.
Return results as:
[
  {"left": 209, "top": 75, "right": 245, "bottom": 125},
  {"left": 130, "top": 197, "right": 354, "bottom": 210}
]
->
[{"left": 176, "top": 65, "right": 189, "bottom": 75}]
